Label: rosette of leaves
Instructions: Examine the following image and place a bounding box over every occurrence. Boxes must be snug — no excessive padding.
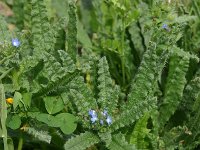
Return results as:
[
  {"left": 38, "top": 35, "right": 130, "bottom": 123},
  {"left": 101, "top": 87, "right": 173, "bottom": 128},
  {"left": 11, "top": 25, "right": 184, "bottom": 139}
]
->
[{"left": 64, "top": 56, "right": 136, "bottom": 150}]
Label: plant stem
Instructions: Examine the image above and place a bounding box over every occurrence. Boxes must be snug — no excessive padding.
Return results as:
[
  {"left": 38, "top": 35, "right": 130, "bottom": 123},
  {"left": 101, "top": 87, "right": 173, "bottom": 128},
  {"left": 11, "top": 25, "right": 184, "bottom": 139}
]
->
[
  {"left": 17, "top": 136, "right": 23, "bottom": 150},
  {"left": 121, "top": 0, "right": 126, "bottom": 86},
  {"left": 121, "top": 26, "right": 125, "bottom": 86},
  {"left": 0, "top": 84, "right": 8, "bottom": 150}
]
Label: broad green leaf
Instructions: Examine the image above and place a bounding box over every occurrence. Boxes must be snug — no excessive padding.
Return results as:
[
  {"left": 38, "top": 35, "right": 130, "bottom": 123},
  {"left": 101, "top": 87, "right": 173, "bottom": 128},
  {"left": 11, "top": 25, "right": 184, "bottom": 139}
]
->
[
  {"left": 22, "top": 93, "right": 32, "bottom": 108},
  {"left": 77, "top": 20, "right": 92, "bottom": 50},
  {"left": 28, "top": 112, "right": 60, "bottom": 127},
  {"left": 27, "top": 112, "right": 40, "bottom": 118},
  {"left": 36, "top": 113, "right": 60, "bottom": 127},
  {"left": 55, "top": 113, "right": 77, "bottom": 134},
  {"left": 43, "top": 96, "right": 64, "bottom": 114},
  {"left": 13, "top": 92, "right": 22, "bottom": 110},
  {"left": 6, "top": 115, "right": 21, "bottom": 130}
]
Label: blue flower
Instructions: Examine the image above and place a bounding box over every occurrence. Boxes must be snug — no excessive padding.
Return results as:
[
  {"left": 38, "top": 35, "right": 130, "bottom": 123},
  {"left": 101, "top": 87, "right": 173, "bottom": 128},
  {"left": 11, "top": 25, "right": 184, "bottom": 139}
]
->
[
  {"left": 90, "top": 115, "right": 98, "bottom": 123},
  {"left": 162, "top": 24, "right": 169, "bottom": 30},
  {"left": 106, "top": 116, "right": 112, "bottom": 125},
  {"left": 88, "top": 109, "right": 97, "bottom": 117},
  {"left": 100, "top": 119, "right": 104, "bottom": 125},
  {"left": 12, "top": 38, "right": 20, "bottom": 47},
  {"left": 101, "top": 110, "right": 108, "bottom": 117}
]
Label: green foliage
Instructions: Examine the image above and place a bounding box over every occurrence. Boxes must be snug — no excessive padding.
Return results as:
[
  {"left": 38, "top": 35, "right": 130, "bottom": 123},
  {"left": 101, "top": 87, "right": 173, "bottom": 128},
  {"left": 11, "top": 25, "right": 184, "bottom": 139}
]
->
[
  {"left": 159, "top": 55, "right": 190, "bottom": 127},
  {"left": 13, "top": 0, "right": 24, "bottom": 30},
  {"left": 64, "top": 131, "right": 100, "bottom": 150},
  {"left": 97, "top": 57, "right": 119, "bottom": 113},
  {"left": 28, "top": 112, "right": 60, "bottom": 127},
  {"left": 13, "top": 91, "right": 22, "bottom": 110},
  {"left": 28, "top": 112, "right": 77, "bottom": 134},
  {"left": 23, "top": 0, "right": 31, "bottom": 29},
  {"left": 58, "top": 50, "right": 76, "bottom": 72},
  {"left": 43, "top": 96, "right": 64, "bottom": 115},
  {"left": 0, "top": 16, "right": 11, "bottom": 43},
  {"left": 178, "top": 76, "right": 200, "bottom": 149},
  {"left": 31, "top": 0, "right": 55, "bottom": 55},
  {"left": 24, "top": 127, "right": 52, "bottom": 144},
  {"left": 69, "top": 76, "right": 97, "bottom": 116},
  {"left": 129, "top": 113, "right": 150, "bottom": 149},
  {"left": 55, "top": 113, "right": 77, "bottom": 134},
  {"left": 111, "top": 39, "right": 167, "bottom": 130},
  {"left": 67, "top": 1, "right": 77, "bottom": 61},
  {"left": 98, "top": 131, "right": 112, "bottom": 146},
  {"left": 32, "top": 51, "right": 77, "bottom": 98},
  {"left": 107, "top": 133, "right": 136, "bottom": 150},
  {"left": 6, "top": 115, "right": 21, "bottom": 130},
  {"left": 1, "top": 0, "right": 200, "bottom": 149}
]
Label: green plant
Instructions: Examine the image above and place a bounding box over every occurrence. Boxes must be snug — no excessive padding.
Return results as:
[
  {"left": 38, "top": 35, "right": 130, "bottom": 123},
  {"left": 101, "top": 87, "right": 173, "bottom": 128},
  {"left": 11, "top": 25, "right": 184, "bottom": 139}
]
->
[{"left": 0, "top": 0, "right": 200, "bottom": 149}]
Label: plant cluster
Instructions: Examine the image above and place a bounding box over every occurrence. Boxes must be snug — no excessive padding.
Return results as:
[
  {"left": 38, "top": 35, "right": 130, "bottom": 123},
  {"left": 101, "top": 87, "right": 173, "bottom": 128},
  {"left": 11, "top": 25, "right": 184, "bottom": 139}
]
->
[{"left": 0, "top": 0, "right": 200, "bottom": 150}]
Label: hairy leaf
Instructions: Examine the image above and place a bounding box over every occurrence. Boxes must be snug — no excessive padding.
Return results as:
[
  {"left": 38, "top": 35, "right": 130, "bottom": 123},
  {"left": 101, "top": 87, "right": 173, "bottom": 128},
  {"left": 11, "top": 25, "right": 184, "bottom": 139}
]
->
[
  {"left": 159, "top": 56, "right": 190, "bottom": 127},
  {"left": 97, "top": 56, "right": 119, "bottom": 113},
  {"left": 107, "top": 133, "right": 136, "bottom": 150},
  {"left": 64, "top": 131, "right": 100, "bottom": 150}
]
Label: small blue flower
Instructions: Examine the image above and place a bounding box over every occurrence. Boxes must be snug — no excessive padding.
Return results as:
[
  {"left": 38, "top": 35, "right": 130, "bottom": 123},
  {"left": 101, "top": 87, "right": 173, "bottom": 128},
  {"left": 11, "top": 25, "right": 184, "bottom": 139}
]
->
[
  {"left": 162, "top": 24, "right": 169, "bottom": 31},
  {"left": 100, "top": 119, "right": 104, "bottom": 125},
  {"left": 162, "top": 24, "right": 168, "bottom": 29},
  {"left": 90, "top": 115, "right": 98, "bottom": 123},
  {"left": 88, "top": 109, "right": 97, "bottom": 117},
  {"left": 101, "top": 110, "right": 108, "bottom": 117},
  {"left": 106, "top": 116, "right": 112, "bottom": 125},
  {"left": 12, "top": 38, "right": 20, "bottom": 47}
]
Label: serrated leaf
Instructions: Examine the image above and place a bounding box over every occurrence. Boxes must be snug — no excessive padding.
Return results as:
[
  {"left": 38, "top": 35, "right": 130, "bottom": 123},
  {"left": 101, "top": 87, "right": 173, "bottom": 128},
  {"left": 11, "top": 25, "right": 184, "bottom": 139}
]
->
[
  {"left": 43, "top": 96, "right": 64, "bottom": 114},
  {"left": 108, "top": 133, "right": 136, "bottom": 150},
  {"left": 129, "top": 113, "right": 150, "bottom": 149},
  {"left": 98, "top": 131, "right": 112, "bottom": 146},
  {"left": 58, "top": 50, "right": 76, "bottom": 72},
  {"left": 97, "top": 56, "right": 119, "bottom": 113},
  {"left": 64, "top": 131, "right": 100, "bottom": 150},
  {"left": 25, "top": 127, "right": 52, "bottom": 144}
]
